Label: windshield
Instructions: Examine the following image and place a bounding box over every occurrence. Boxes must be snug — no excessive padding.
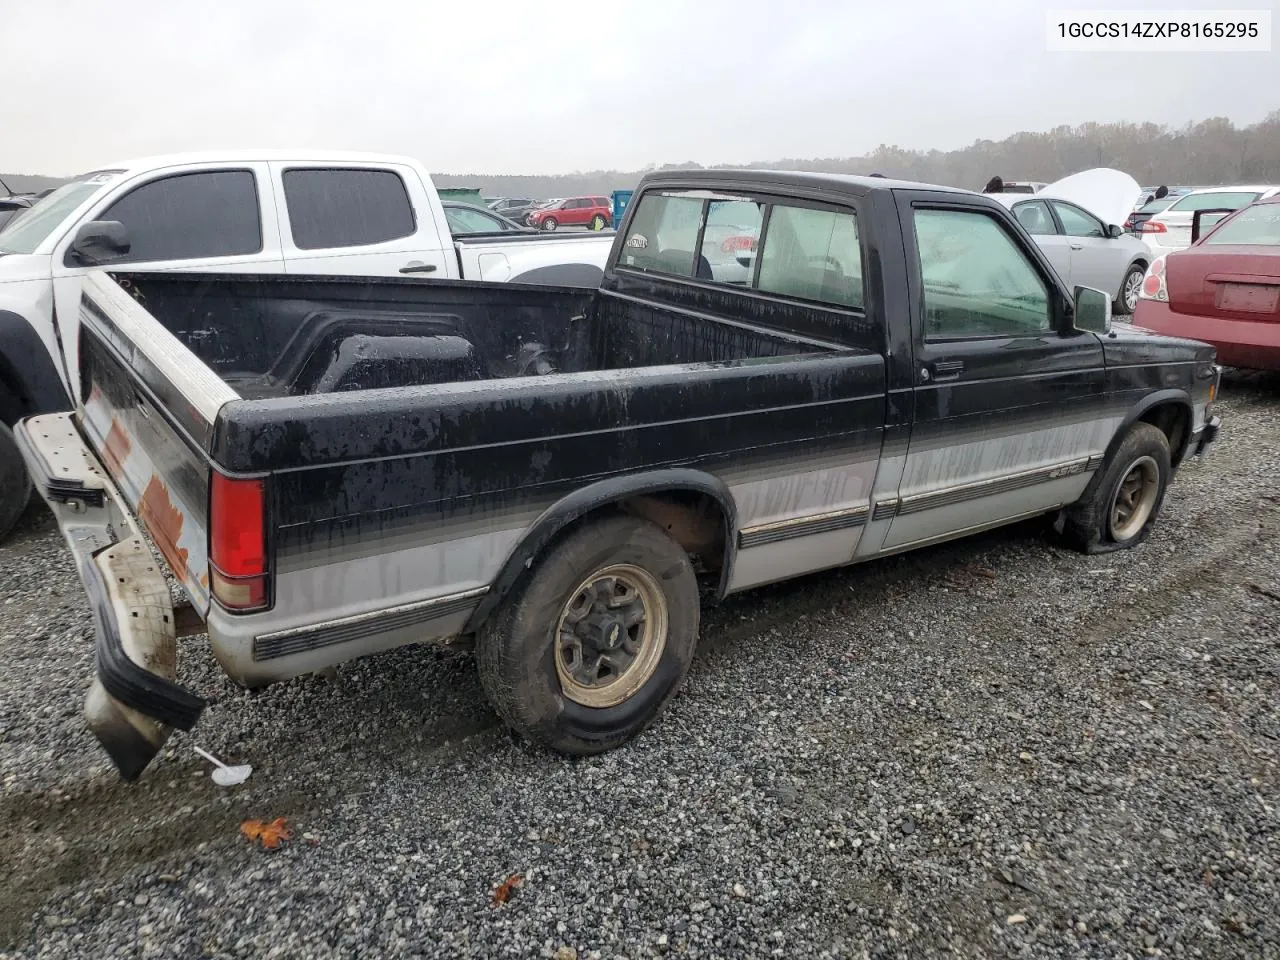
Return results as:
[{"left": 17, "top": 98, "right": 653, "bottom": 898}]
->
[
  {"left": 1170, "top": 191, "right": 1261, "bottom": 213},
  {"left": 0, "top": 170, "right": 123, "bottom": 254},
  {"left": 1203, "top": 204, "right": 1280, "bottom": 245}
]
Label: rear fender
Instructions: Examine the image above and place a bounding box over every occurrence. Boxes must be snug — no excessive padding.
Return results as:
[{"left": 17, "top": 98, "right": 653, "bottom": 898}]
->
[{"left": 463, "top": 468, "right": 739, "bottom": 633}]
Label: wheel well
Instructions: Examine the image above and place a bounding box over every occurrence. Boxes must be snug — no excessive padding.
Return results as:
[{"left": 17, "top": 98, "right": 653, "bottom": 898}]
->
[{"left": 1139, "top": 402, "right": 1190, "bottom": 465}]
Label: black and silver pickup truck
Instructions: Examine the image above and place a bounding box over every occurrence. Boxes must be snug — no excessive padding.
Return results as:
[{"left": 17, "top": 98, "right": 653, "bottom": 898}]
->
[{"left": 16, "top": 170, "right": 1222, "bottom": 780}]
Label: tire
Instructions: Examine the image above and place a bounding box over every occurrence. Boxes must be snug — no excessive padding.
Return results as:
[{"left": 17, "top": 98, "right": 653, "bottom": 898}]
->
[
  {"left": 541, "top": 217, "right": 558, "bottom": 232},
  {"left": 1059, "top": 422, "right": 1171, "bottom": 554},
  {"left": 590, "top": 214, "right": 607, "bottom": 231},
  {"left": 476, "top": 514, "right": 700, "bottom": 755},
  {"left": 1115, "top": 263, "right": 1145, "bottom": 315},
  {"left": 0, "top": 422, "right": 32, "bottom": 542}
]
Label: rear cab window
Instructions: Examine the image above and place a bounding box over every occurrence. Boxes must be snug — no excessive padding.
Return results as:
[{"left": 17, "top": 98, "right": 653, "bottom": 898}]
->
[
  {"left": 618, "top": 187, "right": 864, "bottom": 311},
  {"left": 282, "top": 168, "right": 416, "bottom": 249}
]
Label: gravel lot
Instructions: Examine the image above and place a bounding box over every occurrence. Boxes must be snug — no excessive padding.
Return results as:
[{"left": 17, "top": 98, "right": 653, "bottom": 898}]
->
[{"left": 1, "top": 373, "right": 1278, "bottom": 960}]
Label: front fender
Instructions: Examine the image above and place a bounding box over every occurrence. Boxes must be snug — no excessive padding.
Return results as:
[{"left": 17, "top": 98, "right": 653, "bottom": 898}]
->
[{"left": 463, "top": 468, "right": 739, "bottom": 634}]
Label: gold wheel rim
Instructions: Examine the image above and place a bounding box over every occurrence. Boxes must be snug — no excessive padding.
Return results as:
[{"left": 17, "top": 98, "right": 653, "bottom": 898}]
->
[
  {"left": 1109, "top": 456, "right": 1160, "bottom": 541},
  {"left": 554, "top": 563, "right": 668, "bottom": 708}
]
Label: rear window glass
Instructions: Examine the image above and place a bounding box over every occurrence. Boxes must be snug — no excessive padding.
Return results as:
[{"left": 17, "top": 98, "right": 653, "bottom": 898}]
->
[
  {"left": 618, "top": 192, "right": 706, "bottom": 276},
  {"left": 1170, "top": 191, "right": 1262, "bottom": 212},
  {"left": 283, "top": 168, "right": 416, "bottom": 250},
  {"left": 1203, "top": 204, "right": 1280, "bottom": 245}
]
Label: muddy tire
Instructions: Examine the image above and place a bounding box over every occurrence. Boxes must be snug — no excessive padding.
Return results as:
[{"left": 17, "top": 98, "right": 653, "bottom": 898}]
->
[
  {"left": 0, "top": 422, "right": 31, "bottom": 542},
  {"left": 476, "top": 514, "right": 699, "bottom": 755},
  {"left": 1059, "top": 422, "right": 1171, "bottom": 554}
]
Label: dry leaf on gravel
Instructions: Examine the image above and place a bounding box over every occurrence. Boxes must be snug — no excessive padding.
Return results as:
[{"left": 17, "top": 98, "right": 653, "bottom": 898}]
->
[
  {"left": 240, "top": 817, "right": 293, "bottom": 850},
  {"left": 491, "top": 873, "right": 524, "bottom": 907}
]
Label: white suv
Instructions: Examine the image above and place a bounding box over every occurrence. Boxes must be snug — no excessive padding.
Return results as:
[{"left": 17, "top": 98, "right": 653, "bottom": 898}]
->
[{"left": 1141, "top": 185, "right": 1280, "bottom": 254}]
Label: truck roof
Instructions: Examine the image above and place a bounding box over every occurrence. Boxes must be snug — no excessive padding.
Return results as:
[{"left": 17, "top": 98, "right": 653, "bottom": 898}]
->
[
  {"left": 636, "top": 168, "right": 970, "bottom": 197},
  {"left": 89, "top": 150, "right": 426, "bottom": 176}
]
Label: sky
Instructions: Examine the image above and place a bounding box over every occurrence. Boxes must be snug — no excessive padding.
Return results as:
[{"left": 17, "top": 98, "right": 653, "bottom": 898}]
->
[{"left": 2, "top": 0, "right": 1277, "bottom": 176}]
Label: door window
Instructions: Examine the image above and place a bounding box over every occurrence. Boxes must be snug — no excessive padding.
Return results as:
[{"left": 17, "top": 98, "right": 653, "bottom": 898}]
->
[
  {"left": 446, "top": 205, "right": 511, "bottom": 234},
  {"left": 914, "top": 208, "right": 1051, "bottom": 339},
  {"left": 618, "top": 192, "right": 707, "bottom": 277},
  {"left": 282, "top": 168, "right": 416, "bottom": 250},
  {"left": 92, "top": 170, "right": 262, "bottom": 263},
  {"left": 1049, "top": 201, "right": 1105, "bottom": 238},
  {"left": 756, "top": 204, "right": 863, "bottom": 309},
  {"left": 1012, "top": 200, "right": 1057, "bottom": 236}
]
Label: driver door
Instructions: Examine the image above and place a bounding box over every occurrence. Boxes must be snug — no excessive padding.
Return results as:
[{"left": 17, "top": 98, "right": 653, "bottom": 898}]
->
[{"left": 880, "top": 195, "right": 1108, "bottom": 552}]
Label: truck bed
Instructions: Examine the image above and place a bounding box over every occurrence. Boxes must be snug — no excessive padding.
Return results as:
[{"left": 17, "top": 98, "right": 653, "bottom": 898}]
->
[{"left": 116, "top": 272, "right": 819, "bottom": 400}]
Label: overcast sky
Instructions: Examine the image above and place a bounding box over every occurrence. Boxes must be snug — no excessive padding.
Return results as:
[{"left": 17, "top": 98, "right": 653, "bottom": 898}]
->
[{"left": 3, "top": 0, "right": 1276, "bottom": 176}]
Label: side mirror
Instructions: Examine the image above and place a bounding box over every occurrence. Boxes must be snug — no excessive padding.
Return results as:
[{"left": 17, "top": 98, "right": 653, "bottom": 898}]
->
[
  {"left": 1190, "top": 208, "right": 1235, "bottom": 244},
  {"left": 67, "top": 220, "right": 130, "bottom": 265},
  {"left": 1107, "top": 224, "right": 1123, "bottom": 239},
  {"left": 1073, "top": 285, "right": 1111, "bottom": 334}
]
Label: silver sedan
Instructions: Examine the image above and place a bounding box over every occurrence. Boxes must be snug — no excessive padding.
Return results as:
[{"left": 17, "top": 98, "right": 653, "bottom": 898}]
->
[{"left": 990, "top": 194, "right": 1153, "bottom": 314}]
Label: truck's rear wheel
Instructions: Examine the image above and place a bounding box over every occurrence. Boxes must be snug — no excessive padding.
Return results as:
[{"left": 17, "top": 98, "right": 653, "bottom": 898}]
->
[
  {"left": 1059, "top": 422, "right": 1171, "bottom": 554},
  {"left": 0, "top": 423, "right": 32, "bottom": 541},
  {"left": 476, "top": 515, "right": 699, "bottom": 755}
]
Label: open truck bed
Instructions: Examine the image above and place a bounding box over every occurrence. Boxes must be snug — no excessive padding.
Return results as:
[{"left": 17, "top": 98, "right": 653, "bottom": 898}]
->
[{"left": 20, "top": 267, "right": 881, "bottom": 776}]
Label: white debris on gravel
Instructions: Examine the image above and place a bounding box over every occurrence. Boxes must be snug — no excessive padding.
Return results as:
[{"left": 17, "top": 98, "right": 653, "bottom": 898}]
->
[{"left": 1, "top": 372, "right": 1278, "bottom": 959}]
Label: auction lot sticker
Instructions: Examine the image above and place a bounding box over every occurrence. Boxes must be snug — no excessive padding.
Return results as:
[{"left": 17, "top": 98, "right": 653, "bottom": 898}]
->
[{"left": 1046, "top": 9, "right": 1271, "bottom": 51}]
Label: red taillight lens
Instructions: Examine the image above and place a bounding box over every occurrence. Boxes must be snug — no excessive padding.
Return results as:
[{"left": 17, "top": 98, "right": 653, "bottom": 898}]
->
[
  {"left": 1138, "top": 256, "right": 1168, "bottom": 303},
  {"left": 209, "top": 471, "right": 268, "bottom": 611},
  {"left": 1141, "top": 220, "right": 1167, "bottom": 234}
]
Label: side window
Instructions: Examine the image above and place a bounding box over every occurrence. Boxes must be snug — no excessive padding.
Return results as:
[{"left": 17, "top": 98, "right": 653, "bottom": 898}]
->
[
  {"left": 756, "top": 204, "right": 864, "bottom": 309},
  {"left": 1050, "top": 201, "right": 1105, "bottom": 238},
  {"left": 914, "top": 208, "right": 1051, "bottom": 339},
  {"left": 282, "top": 168, "right": 416, "bottom": 250},
  {"left": 445, "top": 206, "right": 504, "bottom": 234},
  {"left": 1013, "top": 200, "right": 1057, "bottom": 236},
  {"left": 95, "top": 170, "right": 261, "bottom": 263},
  {"left": 618, "top": 192, "right": 707, "bottom": 277}
]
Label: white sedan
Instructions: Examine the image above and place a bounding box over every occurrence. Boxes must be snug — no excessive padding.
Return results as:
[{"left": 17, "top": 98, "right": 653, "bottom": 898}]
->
[
  {"left": 990, "top": 169, "right": 1155, "bottom": 314},
  {"left": 1140, "top": 185, "right": 1280, "bottom": 255}
]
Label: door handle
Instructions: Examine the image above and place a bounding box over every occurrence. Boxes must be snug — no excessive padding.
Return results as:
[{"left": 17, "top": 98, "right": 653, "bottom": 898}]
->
[
  {"left": 399, "top": 261, "right": 437, "bottom": 274},
  {"left": 1069, "top": 243, "right": 1083, "bottom": 250},
  {"left": 929, "top": 360, "right": 964, "bottom": 382}
]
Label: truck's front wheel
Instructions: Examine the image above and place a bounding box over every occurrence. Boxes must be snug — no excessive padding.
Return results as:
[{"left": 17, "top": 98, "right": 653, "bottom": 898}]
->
[
  {"left": 476, "top": 515, "right": 700, "bottom": 755},
  {"left": 1059, "top": 422, "right": 1171, "bottom": 554},
  {"left": 0, "top": 423, "right": 32, "bottom": 541}
]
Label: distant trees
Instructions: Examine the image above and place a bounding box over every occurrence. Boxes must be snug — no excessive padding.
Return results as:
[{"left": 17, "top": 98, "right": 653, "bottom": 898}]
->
[{"left": 435, "top": 113, "right": 1280, "bottom": 198}]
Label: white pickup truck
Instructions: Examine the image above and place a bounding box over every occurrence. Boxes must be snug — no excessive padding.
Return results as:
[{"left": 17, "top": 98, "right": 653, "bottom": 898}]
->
[{"left": 0, "top": 151, "right": 615, "bottom": 540}]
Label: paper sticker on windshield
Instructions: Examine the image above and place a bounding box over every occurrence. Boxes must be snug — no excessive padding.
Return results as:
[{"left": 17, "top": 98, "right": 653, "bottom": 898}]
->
[{"left": 626, "top": 233, "right": 648, "bottom": 249}]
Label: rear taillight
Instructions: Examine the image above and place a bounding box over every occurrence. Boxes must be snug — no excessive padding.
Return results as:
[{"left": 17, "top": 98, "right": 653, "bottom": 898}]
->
[
  {"left": 209, "top": 471, "right": 269, "bottom": 611},
  {"left": 1138, "top": 256, "right": 1168, "bottom": 303},
  {"left": 720, "top": 235, "right": 757, "bottom": 253},
  {"left": 1141, "top": 220, "right": 1168, "bottom": 234}
]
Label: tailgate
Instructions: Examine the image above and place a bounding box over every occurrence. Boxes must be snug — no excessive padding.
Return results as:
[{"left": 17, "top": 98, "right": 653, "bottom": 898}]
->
[{"left": 76, "top": 271, "right": 240, "bottom": 614}]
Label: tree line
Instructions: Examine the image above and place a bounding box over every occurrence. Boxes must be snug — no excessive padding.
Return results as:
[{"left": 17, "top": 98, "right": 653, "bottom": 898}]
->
[
  {"left": 434, "top": 112, "right": 1280, "bottom": 199},
  {"left": 7, "top": 113, "right": 1280, "bottom": 201}
]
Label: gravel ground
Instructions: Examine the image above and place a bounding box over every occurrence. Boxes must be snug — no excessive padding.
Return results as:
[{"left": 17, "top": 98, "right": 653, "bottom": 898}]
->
[{"left": 1, "top": 373, "right": 1278, "bottom": 960}]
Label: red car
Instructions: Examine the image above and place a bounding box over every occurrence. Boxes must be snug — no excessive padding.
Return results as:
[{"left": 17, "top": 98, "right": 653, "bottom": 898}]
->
[
  {"left": 1131, "top": 196, "right": 1280, "bottom": 370},
  {"left": 526, "top": 196, "right": 611, "bottom": 231}
]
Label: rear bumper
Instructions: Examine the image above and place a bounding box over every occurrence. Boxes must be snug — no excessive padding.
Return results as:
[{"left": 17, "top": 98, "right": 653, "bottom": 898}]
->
[
  {"left": 1131, "top": 300, "right": 1280, "bottom": 371},
  {"left": 15, "top": 412, "right": 206, "bottom": 780}
]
